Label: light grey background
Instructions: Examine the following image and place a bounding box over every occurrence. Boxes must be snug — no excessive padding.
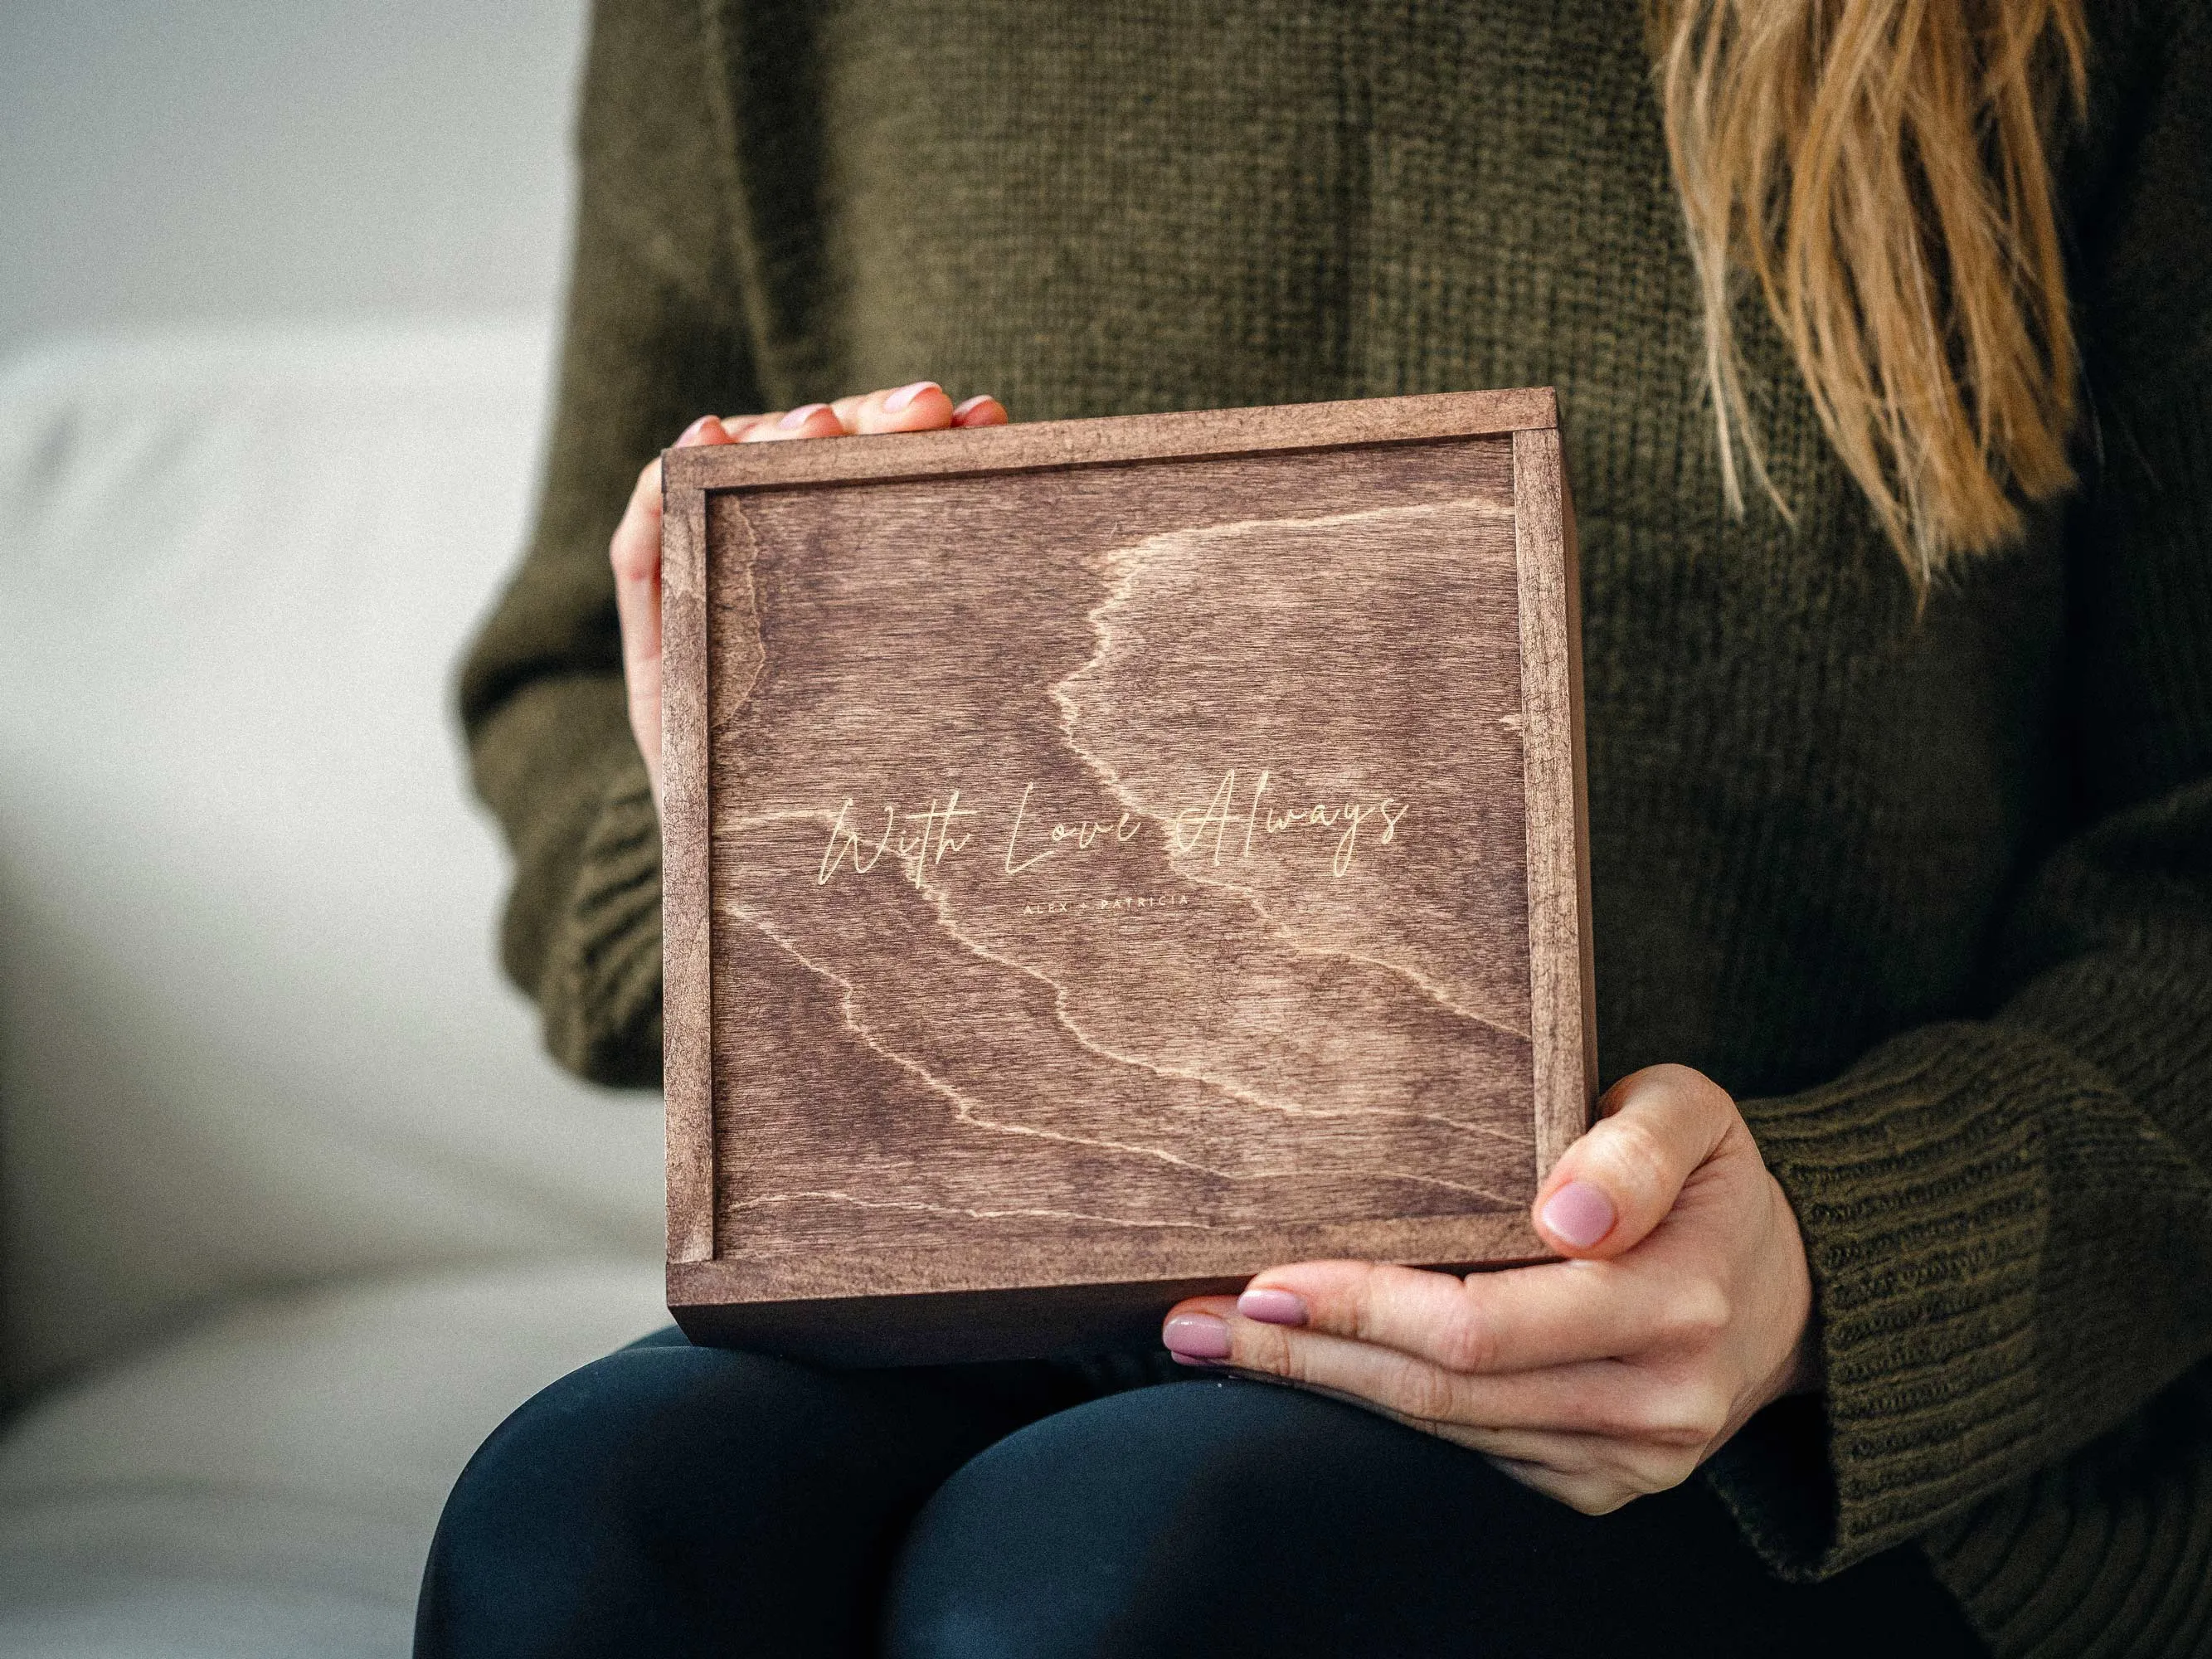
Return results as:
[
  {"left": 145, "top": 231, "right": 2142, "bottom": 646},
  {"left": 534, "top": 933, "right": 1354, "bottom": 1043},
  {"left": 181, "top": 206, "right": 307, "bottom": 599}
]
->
[{"left": 0, "top": 0, "right": 589, "bottom": 358}]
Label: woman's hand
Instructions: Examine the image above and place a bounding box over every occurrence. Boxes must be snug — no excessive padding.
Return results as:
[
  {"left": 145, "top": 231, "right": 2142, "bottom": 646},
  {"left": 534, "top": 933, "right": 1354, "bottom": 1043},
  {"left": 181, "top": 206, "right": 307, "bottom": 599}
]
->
[
  {"left": 1161, "top": 1064, "right": 1818, "bottom": 1515},
  {"left": 610, "top": 382, "right": 1009, "bottom": 807}
]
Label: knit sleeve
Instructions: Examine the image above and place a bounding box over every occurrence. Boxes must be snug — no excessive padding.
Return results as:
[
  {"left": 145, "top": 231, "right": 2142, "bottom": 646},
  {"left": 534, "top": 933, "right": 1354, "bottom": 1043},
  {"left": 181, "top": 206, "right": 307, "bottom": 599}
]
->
[
  {"left": 458, "top": 0, "right": 761, "bottom": 1086},
  {"left": 1702, "top": 0, "right": 2212, "bottom": 1625}
]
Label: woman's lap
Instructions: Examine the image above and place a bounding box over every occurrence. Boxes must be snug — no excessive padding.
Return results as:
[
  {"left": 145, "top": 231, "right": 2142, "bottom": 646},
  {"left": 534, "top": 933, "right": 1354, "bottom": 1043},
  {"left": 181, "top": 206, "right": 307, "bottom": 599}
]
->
[
  {"left": 413, "top": 1335, "right": 1089, "bottom": 1657},
  {"left": 416, "top": 1335, "right": 1986, "bottom": 1659}
]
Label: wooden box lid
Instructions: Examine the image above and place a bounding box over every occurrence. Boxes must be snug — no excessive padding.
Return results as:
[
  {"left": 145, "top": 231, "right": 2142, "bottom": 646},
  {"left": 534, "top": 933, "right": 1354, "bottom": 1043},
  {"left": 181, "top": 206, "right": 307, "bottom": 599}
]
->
[{"left": 661, "top": 388, "right": 1594, "bottom": 1365}]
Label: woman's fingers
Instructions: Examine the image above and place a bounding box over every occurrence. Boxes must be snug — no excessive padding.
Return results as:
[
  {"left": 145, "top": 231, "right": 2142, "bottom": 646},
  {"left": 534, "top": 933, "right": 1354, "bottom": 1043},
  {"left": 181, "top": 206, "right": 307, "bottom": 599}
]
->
[
  {"left": 610, "top": 415, "right": 737, "bottom": 806},
  {"left": 1153, "top": 1307, "right": 1707, "bottom": 1515},
  {"left": 744, "top": 384, "right": 1004, "bottom": 440},
  {"left": 1530, "top": 1063, "right": 1738, "bottom": 1258},
  {"left": 738, "top": 403, "right": 846, "bottom": 442},
  {"left": 1229, "top": 1258, "right": 1683, "bottom": 1375},
  {"left": 848, "top": 381, "right": 955, "bottom": 433},
  {"left": 1155, "top": 1305, "right": 1714, "bottom": 1514},
  {"left": 1165, "top": 1298, "right": 1726, "bottom": 1443}
]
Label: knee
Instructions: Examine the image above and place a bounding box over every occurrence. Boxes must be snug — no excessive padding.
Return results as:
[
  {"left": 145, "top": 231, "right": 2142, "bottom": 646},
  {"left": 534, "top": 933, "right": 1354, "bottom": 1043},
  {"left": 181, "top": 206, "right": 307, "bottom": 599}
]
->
[
  {"left": 413, "top": 1341, "right": 761, "bottom": 1657},
  {"left": 429, "top": 1341, "right": 709, "bottom": 1546},
  {"left": 882, "top": 1379, "right": 1344, "bottom": 1659}
]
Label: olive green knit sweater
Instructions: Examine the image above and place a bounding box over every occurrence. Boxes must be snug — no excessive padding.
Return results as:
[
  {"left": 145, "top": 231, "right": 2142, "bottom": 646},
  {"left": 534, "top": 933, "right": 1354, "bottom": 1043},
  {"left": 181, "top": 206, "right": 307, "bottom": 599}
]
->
[{"left": 459, "top": 2, "right": 2212, "bottom": 1650}]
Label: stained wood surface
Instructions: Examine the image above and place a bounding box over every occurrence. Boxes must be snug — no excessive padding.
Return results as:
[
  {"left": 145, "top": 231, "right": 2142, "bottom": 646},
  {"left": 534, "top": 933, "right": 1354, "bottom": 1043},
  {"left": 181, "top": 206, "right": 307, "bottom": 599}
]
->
[
  {"left": 662, "top": 463, "right": 717, "bottom": 1264},
  {"left": 663, "top": 390, "right": 1592, "bottom": 1360}
]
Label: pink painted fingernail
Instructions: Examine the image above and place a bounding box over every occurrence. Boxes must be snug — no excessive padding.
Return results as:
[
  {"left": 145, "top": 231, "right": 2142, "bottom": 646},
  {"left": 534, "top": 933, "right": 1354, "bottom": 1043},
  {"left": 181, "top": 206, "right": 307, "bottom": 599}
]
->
[
  {"left": 1162, "top": 1312, "right": 1231, "bottom": 1360},
  {"left": 1237, "top": 1288, "right": 1307, "bottom": 1326},
  {"left": 1540, "top": 1180, "right": 1616, "bottom": 1249},
  {"left": 882, "top": 379, "right": 939, "bottom": 413},
  {"left": 952, "top": 393, "right": 997, "bottom": 419},
  {"left": 779, "top": 402, "right": 828, "bottom": 430}
]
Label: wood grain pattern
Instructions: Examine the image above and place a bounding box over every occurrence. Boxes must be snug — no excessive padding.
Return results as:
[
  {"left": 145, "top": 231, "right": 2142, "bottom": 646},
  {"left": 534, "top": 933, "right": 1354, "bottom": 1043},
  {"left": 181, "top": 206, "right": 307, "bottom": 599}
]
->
[{"left": 664, "top": 390, "right": 1592, "bottom": 1361}]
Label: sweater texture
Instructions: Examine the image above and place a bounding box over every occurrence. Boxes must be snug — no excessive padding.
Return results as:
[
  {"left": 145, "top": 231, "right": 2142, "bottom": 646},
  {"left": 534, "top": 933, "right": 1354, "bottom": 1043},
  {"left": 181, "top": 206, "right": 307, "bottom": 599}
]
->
[{"left": 459, "top": 2, "right": 2212, "bottom": 1652}]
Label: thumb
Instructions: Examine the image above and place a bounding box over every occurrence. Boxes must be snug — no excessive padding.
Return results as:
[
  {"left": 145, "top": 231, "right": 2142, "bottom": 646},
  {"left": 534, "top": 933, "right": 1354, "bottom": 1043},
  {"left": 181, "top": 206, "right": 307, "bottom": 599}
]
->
[{"left": 1530, "top": 1063, "right": 1737, "bottom": 1258}]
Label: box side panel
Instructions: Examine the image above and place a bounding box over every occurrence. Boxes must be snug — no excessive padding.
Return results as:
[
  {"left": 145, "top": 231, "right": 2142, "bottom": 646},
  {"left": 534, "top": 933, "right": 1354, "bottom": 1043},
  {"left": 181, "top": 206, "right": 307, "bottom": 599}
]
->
[
  {"left": 672, "top": 1208, "right": 1546, "bottom": 1365},
  {"left": 1512, "top": 426, "right": 1598, "bottom": 1179},
  {"left": 673, "top": 1274, "right": 1252, "bottom": 1367},
  {"left": 667, "top": 386, "right": 1558, "bottom": 494},
  {"left": 663, "top": 479, "right": 716, "bottom": 1262},
  {"left": 683, "top": 1209, "right": 1542, "bottom": 1307}
]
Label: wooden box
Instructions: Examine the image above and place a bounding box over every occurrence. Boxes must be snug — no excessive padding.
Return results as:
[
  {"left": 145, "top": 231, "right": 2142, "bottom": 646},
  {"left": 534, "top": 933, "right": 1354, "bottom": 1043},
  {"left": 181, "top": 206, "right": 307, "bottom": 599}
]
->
[{"left": 661, "top": 388, "right": 1594, "bottom": 1365}]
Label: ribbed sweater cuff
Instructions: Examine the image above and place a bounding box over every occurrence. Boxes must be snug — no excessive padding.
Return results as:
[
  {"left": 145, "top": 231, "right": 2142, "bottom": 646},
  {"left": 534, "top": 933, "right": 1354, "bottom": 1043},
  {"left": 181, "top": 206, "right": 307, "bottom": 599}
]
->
[
  {"left": 1707, "top": 1021, "right": 2093, "bottom": 1579},
  {"left": 541, "top": 753, "right": 664, "bottom": 1086}
]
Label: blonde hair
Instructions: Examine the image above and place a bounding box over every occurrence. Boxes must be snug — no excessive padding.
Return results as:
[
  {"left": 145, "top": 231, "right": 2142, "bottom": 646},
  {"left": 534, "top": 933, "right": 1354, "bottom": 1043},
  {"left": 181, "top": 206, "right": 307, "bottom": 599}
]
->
[{"left": 1654, "top": 0, "right": 2089, "bottom": 584}]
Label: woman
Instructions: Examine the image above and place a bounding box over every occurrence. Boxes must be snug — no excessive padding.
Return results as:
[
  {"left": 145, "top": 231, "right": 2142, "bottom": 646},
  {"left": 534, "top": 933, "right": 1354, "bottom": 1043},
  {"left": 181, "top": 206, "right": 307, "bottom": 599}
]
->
[{"left": 421, "top": 0, "right": 2212, "bottom": 1653}]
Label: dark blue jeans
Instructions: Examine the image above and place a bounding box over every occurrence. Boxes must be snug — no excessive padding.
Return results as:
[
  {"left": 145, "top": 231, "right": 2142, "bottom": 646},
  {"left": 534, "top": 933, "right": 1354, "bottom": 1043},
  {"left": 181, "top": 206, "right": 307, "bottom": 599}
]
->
[{"left": 415, "top": 1329, "right": 1986, "bottom": 1658}]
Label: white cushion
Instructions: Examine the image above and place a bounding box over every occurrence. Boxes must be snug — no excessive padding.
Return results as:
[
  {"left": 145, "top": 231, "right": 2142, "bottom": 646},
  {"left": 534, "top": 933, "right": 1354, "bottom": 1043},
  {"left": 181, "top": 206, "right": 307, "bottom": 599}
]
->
[
  {"left": 0, "top": 324, "right": 665, "bottom": 1391},
  {"left": 0, "top": 1261, "right": 668, "bottom": 1659}
]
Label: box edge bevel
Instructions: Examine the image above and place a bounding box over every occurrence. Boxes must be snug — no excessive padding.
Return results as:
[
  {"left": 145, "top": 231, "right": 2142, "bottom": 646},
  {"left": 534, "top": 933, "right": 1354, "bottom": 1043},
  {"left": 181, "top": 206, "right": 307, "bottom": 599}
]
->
[{"left": 667, "top": 386, "right": 1558, "bottom": 494}]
